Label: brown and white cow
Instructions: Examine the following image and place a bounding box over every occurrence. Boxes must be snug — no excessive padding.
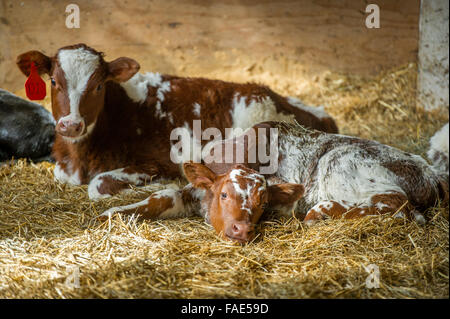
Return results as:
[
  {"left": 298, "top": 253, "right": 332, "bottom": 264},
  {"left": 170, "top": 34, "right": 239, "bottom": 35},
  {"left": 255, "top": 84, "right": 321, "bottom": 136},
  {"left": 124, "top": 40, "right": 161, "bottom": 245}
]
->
[
  {"left": 101, "top": 163, "right": 304, "bottom": 243},
  {"left": 16, "top": 44, "right": 338, "bottom": 199},
  {"left": 101, "top": 122, "right": 449, "bottom": 243}
]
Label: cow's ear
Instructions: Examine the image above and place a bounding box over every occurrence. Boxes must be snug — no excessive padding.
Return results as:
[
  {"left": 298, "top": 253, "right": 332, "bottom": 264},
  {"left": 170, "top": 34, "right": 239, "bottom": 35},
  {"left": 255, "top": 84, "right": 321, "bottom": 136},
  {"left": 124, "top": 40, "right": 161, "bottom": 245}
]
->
[
  {"left": 183, "top": 162, "right": 217, "bottom": 189},
  {"left": 107, "top": 57, "right": 140, "bottom": 82},
  {"left": 16, "top": 51, "right": 52, "bottom": 76},
  {"left": 267, "top": 183, "right": 304, "bottom": 207}
]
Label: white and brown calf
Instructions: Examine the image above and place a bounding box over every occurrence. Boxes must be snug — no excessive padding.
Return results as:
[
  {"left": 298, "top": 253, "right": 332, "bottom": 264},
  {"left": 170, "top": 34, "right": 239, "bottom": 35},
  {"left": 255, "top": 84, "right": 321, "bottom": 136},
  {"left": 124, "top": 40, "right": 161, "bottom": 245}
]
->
[
  {"left": 102, "top": 122, "right": 449, "bottom": 242},
  {"left": 16, "top": 43, "right": 338, "bottom": 200},
  {"left": 272, "top": 122, "right": 448, "bottom": 225},
  {"left": 101, "top": 163, "right": 304, "bottom": 243}
]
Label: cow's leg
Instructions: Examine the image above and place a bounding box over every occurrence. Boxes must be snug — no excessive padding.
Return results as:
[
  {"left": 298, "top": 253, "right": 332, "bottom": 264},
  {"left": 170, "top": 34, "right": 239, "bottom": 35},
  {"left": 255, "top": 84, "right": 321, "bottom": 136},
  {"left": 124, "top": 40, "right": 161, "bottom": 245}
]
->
[
  {"left": 99, "top": 184, "right": 204, "bottom": 220},
  {"left": 88, "top": 167, "right": 157, "bottom": 200},
  {"left": 304, "top": 192, "right": 424, "bottom": 225},
  {"left": 54, "top": 162, "right": 82, "bottom": 185}
]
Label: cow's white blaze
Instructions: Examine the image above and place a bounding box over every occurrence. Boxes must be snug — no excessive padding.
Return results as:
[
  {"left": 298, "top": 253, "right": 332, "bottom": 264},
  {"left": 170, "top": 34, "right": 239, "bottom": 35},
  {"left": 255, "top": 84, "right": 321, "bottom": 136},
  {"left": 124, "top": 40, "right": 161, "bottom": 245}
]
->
[
  {"left": 229, "top": 168, "right": 266, "bottom": 215},
  {"left": 58, "top": 48, "right": 100, "bottom": 126}
]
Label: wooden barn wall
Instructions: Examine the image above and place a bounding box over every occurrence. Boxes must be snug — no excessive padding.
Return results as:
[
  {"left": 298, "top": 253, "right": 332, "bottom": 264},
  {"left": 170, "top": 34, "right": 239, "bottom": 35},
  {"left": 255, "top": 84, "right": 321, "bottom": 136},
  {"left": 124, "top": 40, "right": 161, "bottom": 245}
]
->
[{"left": 0, "top": 0, "right": 420, "bottom": 92}]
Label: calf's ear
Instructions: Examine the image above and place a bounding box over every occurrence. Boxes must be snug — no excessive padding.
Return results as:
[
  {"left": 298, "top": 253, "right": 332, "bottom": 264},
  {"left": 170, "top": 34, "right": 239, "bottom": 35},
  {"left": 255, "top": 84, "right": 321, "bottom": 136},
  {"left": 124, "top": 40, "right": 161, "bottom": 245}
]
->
[
  {"left": 267, "top": 183, "right": 304, "bottom": 207},
  {"left": 107, "top": 57, "right": 140, "bottom": 82},
  {"left": 16, "top": 51, "right": 52, "bottom": 76},
  {"left": 183, "top": 162, "right": 217, "bottom": 189}
]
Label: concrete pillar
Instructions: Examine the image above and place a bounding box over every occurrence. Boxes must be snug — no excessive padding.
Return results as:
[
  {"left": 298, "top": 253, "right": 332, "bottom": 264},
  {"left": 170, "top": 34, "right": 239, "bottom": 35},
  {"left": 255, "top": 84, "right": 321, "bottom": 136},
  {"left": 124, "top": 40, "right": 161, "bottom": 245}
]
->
[{"left": 417, "top": 0, "right": 449, "bottom": 110}]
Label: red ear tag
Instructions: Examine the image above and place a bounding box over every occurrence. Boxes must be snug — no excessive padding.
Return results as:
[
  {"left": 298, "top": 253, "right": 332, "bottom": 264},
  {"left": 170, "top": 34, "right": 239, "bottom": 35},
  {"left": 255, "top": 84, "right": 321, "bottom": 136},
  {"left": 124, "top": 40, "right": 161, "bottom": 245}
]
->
[{"left": 25, "top": 62, "right": 46, "bottom": 100}]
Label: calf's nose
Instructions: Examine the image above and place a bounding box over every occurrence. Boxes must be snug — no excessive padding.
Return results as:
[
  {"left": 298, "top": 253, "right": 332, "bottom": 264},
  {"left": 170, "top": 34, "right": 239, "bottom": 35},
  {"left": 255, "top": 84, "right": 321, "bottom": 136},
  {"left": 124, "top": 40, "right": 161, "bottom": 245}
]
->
[
  {"left": 56, "top": 119, "right": 84, "bottom": 137},
  {"left": 228, "top": 221, "right": 254, "bottom": 243}
]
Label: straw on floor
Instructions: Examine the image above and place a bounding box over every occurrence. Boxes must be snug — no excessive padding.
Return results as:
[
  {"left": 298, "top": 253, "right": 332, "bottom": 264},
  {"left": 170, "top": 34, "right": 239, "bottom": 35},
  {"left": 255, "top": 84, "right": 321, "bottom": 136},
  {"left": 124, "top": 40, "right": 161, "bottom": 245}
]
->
[{"left": 0, "top": 63, "right": 448, "bottom": 298}]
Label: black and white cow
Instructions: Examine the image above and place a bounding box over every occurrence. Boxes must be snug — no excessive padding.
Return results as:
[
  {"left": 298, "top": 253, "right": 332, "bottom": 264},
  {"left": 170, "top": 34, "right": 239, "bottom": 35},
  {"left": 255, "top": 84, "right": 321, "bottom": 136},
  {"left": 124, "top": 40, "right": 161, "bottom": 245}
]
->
[{"left": 0, "top": 89, "right": 55, "bottom": 163}]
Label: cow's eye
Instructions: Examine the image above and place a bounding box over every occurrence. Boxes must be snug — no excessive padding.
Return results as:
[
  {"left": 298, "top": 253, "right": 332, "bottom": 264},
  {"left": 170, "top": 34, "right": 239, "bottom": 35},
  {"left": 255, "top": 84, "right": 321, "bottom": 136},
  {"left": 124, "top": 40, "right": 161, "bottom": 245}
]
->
[
  {"left": 221, "top": 192, "right": 227, "bottom": 199},
  {"left": 96, "top": 84, "right": 102, "bottom": 91},
  {"left": 51, "top": 78, "right": 56, "bottom": 86}
]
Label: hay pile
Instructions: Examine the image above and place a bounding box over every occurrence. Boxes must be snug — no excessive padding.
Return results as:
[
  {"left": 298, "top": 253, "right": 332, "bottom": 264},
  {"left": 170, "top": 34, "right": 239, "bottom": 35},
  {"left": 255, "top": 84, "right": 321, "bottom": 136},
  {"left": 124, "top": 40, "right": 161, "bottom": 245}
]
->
[{"left": 0, "top": 63, "right": 448, "bottom": 298}]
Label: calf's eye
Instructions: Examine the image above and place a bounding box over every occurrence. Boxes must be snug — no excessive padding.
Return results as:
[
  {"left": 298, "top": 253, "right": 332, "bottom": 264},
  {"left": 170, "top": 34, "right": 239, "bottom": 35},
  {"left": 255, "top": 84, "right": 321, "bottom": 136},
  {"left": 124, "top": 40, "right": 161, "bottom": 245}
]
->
[
  {"left": 51, "top": 78, "right": 56, "bottom": 86},
  {"left": 221, "top": 192, "right": 227, "bottom": 199},
  {"left": 96, "top": 84, "right": 102, "bottom": 91}
]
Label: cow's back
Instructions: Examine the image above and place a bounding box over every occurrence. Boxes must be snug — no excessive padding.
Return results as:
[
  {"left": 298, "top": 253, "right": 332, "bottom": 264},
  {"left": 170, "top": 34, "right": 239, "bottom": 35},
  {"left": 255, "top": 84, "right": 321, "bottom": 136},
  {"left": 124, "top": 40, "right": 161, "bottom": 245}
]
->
[
  {"left": 0, "top": 89, "right": 55, "bottom": 161},
  {"left": 317, "top": 135, "right": 447, "bottom": 210}
]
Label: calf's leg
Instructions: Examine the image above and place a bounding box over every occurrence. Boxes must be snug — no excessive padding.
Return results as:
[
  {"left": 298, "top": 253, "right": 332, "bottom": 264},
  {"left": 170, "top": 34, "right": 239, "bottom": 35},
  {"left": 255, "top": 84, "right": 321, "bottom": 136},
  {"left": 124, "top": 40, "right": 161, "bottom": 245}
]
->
[
  {"left": 88, "top": 166, "right": 158, "bottom": 200},
  {"left": 99, "top": 184, "right": 202, "bottom": 220},
  {"left": 304, "top": 192, "right": 425, "bottom": 225}
]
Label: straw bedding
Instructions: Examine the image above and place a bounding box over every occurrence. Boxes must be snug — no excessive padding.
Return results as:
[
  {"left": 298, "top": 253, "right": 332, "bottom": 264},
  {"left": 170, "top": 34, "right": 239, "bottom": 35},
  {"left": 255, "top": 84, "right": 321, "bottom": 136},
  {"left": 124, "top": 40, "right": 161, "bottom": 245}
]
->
[{"left": 0, "top": 63, "right": 448, "bottom": 298}]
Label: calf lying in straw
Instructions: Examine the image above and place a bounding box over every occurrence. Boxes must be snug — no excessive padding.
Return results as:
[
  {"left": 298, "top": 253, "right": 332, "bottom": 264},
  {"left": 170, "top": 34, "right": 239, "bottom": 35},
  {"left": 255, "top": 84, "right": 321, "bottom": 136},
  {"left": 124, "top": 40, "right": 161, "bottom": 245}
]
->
[{"left": 101, "top": 122, "right": 449, "bottom": 243}]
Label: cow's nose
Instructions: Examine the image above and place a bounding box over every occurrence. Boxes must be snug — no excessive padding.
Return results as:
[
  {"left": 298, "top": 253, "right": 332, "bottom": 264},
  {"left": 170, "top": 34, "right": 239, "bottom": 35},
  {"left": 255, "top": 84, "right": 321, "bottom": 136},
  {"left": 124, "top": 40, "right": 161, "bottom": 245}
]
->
[
  {"left": 227, "top": 222, "right": 254, "bottom": 243},
  {"left": 56, "top": 119, "right": 85, "bottom": 137}
]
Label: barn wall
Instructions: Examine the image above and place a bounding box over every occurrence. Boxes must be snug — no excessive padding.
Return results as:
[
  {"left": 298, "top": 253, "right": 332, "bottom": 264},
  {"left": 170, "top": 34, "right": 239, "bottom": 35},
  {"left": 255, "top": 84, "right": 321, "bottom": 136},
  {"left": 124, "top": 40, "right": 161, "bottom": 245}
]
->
[
  {"left": 417, "top": 0, "right": 449, "bottom": 110},
  {"left": 0, "top": 0, "right": 420, "bottom": 92}
]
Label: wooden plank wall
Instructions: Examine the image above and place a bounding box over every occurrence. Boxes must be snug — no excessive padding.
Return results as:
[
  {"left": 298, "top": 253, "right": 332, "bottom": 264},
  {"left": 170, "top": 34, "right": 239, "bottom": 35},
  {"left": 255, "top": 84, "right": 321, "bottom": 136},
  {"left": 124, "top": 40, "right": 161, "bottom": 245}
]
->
[{"left": 0, "top": 0, "right": 420, "bottom": 92}]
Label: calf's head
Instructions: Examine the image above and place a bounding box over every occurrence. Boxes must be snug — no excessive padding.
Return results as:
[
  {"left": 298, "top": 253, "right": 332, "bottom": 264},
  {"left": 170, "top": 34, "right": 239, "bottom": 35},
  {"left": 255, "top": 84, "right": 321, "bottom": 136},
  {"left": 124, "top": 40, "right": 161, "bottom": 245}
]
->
[
  {"left": 183, "top": 162, "right": 304, "bottom": 243},
  {"left": 16, "top": 44, "right": 140, "bottom": 142}
]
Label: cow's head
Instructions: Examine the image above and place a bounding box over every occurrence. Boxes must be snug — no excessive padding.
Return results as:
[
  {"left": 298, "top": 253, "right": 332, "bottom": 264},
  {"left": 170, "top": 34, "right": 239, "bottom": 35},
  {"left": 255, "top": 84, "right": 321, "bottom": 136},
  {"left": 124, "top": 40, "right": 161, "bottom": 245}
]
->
[
  {"left": 183, "top": 162, "right": 304, "bottom": 243},
  {"left": 16, "top": 44, "right": 140, "bottom": 142}
]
